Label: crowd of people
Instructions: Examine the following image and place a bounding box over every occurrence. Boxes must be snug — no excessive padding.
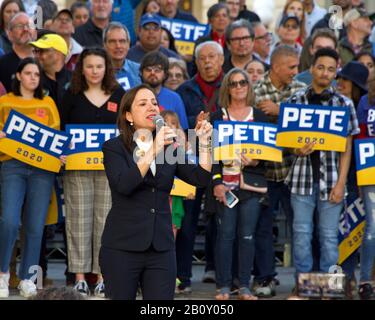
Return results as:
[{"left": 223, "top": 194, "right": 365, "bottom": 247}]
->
[{"left": 0, "top": 0, "right": 374, "bottom": 300}]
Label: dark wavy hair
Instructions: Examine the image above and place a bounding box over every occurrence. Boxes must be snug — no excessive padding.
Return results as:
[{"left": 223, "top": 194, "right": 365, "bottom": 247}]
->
[
  {"left": 117, "top": 84, "right": 158, "bottom": 151},
  {"left": 0, "top": 0, "right": 24, "bottom": 30},
  {"left": 12, "top": 57, "right": 44, "bottom": 99},
  {"left": 70, "top": 47, "right": 118, "bottom": 95}
]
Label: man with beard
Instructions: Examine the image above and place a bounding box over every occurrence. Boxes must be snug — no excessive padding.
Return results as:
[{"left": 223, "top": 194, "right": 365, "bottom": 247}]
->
[
  {"left": 0, "top": 12, "right": 36, "bottom": 92},
  {"left": 140, "top": 51, "right": 188, "bottom": 129},
  {"left": 73, "top": 0, "right": 113, "bottom": 48}
]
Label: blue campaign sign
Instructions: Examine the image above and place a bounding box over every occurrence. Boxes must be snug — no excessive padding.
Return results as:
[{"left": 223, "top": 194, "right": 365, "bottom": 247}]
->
[
  {"left": 160, "top": 17, "right": 210, "bottom": 55},
  {"left": 213, "top": 121, "right": 282, "bottom": 162},
  {"left": 276, "top": 103, "right": 350, "bottom": 152},
  {"left": 354, "top": 138, "right": 375, "bottom": 186},
  {"left": 0, "top": 110, "right": 70, "bottom": 172},
  {"left": 338, "top": 196, "right": 365, "bottom": 264},
  {"left": 65, "top": 124, "right": 119, "bottom": 170}
]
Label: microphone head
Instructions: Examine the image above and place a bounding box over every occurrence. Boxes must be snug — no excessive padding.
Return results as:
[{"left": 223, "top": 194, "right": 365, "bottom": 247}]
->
[{"left": 153, "top": 115, "right": 164, "bottom": 128}]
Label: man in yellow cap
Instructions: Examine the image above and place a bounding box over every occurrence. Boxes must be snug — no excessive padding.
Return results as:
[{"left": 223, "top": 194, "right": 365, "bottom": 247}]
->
[{"left": 30, "top": 33, "right": 71, "bottom": 114}]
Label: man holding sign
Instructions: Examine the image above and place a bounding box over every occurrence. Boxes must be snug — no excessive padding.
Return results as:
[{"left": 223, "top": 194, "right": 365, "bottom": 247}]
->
[{"left": 285, "top": 48, "right": 359, "bottom": 279}]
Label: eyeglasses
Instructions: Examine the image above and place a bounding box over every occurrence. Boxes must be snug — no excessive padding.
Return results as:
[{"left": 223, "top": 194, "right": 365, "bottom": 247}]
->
[
  {"left": 11, "top": 22, "right": 36, "bottom": 30},
  {"left": 144, "top": 66, "right": 163, "bottom": 73},
  {"left": 142, "top": 24, "right": 161, "bottom": 31},
  {"left": 168, "top": 72, "right": 183, "bottom": 80},
  {"left": 229, "top": 36, "right": 253, "bottom": 43},
  {"left": 228, "top": 79, "right": 249, "bottom": 88},
  {"left": 255, "top": 32, "right": 272, "bottom": 41}
]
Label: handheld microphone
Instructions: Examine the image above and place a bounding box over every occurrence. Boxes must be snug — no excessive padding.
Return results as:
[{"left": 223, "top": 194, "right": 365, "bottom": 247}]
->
[
  {"left": 153, "top": 115, "right": 165, "bottom": 129},
  {"left": 152, "top": 115, "right": 177, "bottom": 143}
]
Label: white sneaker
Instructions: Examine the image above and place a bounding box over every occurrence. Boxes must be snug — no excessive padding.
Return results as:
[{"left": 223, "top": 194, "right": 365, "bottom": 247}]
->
[
  {"left": 73, "top": 280, "right": 90, "bottom": 297},
  {"left": 0, "top": 273, "right": 10, "bottom": 298},
  {"left": 18, "top": 279, "right": 37, "bottom": 298},
  {"left": 94, "top": 281, "right": 105, "bottom": 298}
]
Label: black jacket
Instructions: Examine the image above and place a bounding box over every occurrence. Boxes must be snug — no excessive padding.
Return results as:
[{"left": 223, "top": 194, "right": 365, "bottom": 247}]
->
[
  {"left": 205, "top": 107, "right": 270, "bottom": 214},
  {"left": 101, "top": 136, "right": 212, "bottom": 252}
]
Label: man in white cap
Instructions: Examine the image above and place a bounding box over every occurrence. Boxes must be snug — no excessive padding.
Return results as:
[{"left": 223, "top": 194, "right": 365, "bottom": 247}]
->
[
  {"left": 30, "top": 33, "right": 71, "bottom": 113},
  {"left": 338, "top": 7, "right": 373, "bottom": 65}
]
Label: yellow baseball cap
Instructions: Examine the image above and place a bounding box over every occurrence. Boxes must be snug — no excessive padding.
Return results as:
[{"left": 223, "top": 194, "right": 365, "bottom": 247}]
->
[{"left": 30, "top": 34, "right": 68, "bottom": 56}]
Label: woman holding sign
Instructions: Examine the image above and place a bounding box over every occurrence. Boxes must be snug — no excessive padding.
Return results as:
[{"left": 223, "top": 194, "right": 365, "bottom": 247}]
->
[
  {"left": 0, "top": 57, "right": 60, "bottom": 298},
  {"left": 99, "top": 84, "right": 212, "bottom": 300},
  {"left": 209, "top": 68, "right": 269, "bottom": 300},
  {"left": 61, "top": 47, "right": 125, "bottom": 298}
]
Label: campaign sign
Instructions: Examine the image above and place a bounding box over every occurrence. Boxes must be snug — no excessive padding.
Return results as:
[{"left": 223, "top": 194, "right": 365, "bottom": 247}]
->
[
  {"left": 0, "top": 110, "right": 70, "bottom": 172},
  {"left": 354, "top": 138, "right": 375, "bottom": 186},
  {"left": 338, "top": 196, "right": 365, "bottom": 264},
  {"left": 171, "top": 178, "right": 196, "bottom": 197},
  {"left": 160, "top": 17, "right": 209, "bottom": 56},
  {"left": 276, "top": 103, "right": 350, "bottom": 152},
  {"left": 65, "top": 125, "right": 119, "bottom": 170},
  {"left": 213, "top": 121, "right": 282, "bottom": 162}
]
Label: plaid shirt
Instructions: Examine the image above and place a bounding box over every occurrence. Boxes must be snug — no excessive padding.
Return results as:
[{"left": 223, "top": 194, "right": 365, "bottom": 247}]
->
[
  {"left": 254, "top": 72, "right": 306, "bottom": 182},
  {"left": 284, "top": 86, "right": 360, "bottom": 200}
]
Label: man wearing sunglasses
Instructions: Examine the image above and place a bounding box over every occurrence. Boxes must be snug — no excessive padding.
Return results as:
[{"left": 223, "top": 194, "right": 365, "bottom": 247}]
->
[
  {"left": 273, "top": 15, "right": 303, "bottom": 57},
  {"left": 127, "top": 14, "right": 180, "bottom": 64}
]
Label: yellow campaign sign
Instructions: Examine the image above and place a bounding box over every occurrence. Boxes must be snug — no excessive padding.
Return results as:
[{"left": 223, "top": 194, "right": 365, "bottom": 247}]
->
[
  {"left": 276, "top": 131, "right": 348, "bottom": 152},
  {"left": 214, "top": 143, "right": 282, "bottom": 162},
  {"left": 0, "top": 138, "right": 62, "bottom": 173},
  {"left": 354, "top": 139, "right": 375, "bottom": 186},
  {"left": 66, "top": 151, "right": 104, "bottom": 170},
  {"left": 213, "top": 121, "right": 282, "bottom": 162},
  {"left": 338, "top": 221, "right": 365, "bottom": 264},
  {"left": 65, "top": 125, "right": 118, "bottom": 170},
  {"left": 170, "top": 178, "right": 196, "bottom": 197},
  {"left": 357, "top": 167, "right": 375, "bottom": 186},
  {"left": 277, "top": 103, "right": 350, "bottom": 152},
  {"left": 0, "top": 110, "right": 70, "bottom": 173},
  {"left": 175, "top": 40, "right": 195, "bottom": 56}
]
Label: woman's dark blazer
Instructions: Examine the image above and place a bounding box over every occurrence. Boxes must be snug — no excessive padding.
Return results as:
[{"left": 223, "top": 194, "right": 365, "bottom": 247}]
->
[{"left": 101, "top": 136, "right": 211, "bottom": 252}]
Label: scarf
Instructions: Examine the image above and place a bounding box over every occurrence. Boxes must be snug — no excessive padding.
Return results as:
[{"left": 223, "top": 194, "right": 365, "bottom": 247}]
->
[{"left": 195, "top": 71, "right": 223, "bottom": 112}]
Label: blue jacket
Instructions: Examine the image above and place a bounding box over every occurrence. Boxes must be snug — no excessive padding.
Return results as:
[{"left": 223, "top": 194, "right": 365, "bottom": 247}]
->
[
  {"left": 111, "top": 0, "right": 142, "bottom": 45},
  {"left": 176, "top": 76, "right": 222, "bottom": 129}
]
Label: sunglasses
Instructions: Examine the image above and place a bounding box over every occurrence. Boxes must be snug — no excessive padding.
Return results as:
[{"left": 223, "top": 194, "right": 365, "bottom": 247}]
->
[{"left": 228, "top": 79, "right": 249, "bottom": 88}]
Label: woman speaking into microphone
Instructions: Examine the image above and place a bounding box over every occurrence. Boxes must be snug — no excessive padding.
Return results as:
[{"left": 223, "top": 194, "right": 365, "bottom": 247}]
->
[{"left": 99, "top": 84, "right": 213, "bottom": 300}]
